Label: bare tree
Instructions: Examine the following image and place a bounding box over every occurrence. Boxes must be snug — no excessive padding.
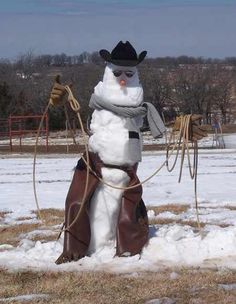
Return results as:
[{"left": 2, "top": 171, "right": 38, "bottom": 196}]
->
[
  {"left": 173, "top": 66, "right": 217, "bottom": 122},
  {"left": 1, "top": 51, "right": 235, "bottom": 130},
  {"left": 140, "top": 66, "right": 173, "bottom": 117},
  {"left": 212, "top": 74, "right": 232, "bottom": 124}
]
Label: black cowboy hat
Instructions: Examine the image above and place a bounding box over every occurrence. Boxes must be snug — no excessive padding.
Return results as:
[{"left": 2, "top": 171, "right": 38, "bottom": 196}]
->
[{"left": 99, "top": 41, "right": 147, "bottom": 67}]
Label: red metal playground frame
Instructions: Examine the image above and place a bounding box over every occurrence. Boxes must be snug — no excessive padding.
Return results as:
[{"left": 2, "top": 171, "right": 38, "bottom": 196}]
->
[{"left": 8, "top": 114, "right": 49, "bottom": 152}]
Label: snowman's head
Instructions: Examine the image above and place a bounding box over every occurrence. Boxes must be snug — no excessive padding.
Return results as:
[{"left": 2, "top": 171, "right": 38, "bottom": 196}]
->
[
  {"left": 103, "top": 63, "right": 139, "bottom": 88},
  {"left": 94, "top": 41, "right": 147, "bottom": 107},
  {"left": 94, "top": 63, "right": 144, "bottom": 107}
]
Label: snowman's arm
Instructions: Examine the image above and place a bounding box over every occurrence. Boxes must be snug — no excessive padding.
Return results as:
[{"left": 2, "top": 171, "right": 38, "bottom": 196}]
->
[
  {"left": 173, "top": 114, "right": 208, "bottom": 141},
  {"left": 49, "top": 75, "right": 69, "bottom": 106}
]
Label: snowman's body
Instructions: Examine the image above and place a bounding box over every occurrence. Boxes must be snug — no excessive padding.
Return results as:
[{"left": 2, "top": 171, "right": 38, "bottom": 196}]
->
[
  {"left": 87, "top": 64, "right": 144, "bottom": 254},
  {"left": 55, "top": 41, "right": 152, "bottom": 265},
  {"left": 89, "top": 109, "right": 143, "bottom": 166}
]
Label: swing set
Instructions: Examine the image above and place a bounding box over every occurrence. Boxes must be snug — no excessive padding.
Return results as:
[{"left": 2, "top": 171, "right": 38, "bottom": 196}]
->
[{"left": 0, "top": 114, "right": 49, "bottom": 152}]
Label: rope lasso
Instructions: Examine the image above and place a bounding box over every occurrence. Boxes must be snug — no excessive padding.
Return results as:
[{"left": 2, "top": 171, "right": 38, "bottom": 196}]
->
[
  {"left": 32, "top": 85, "right": 91, "bottom": 232},
  {"left": 61, "top": 86, "right": 90, "bottom": 232},
  {"left": 166, "top": 115, "right": 201, "bottom": 229},
  {"left": 33, "top": 101, "right": 51, "bottom": 221},
  {"left": 79, "top": 114, "right": 201, "bottom": 229},
  {"left": 33, "top": 86, "right": 202, "bottom": 233}
]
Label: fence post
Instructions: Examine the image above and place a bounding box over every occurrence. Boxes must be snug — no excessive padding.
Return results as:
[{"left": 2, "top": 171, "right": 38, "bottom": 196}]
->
[
  {"left": 9, "top": 115, "right": 12, "bottom": 152},
  {"left": 45, "top": 113, "right": 49, "bottom": 152}
]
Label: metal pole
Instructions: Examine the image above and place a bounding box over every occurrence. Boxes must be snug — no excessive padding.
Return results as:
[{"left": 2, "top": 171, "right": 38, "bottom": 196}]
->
[
  {"left": 19, "top": 119, "right": 22, "bottom": 152},
  {"left": 45, "top": 113, "right": 49, "bottom": 152},
  {"left": 9, "top": 115, "right": 12, "bottom": 152},
  {"left": 65, "top": 120, "right": 69, "bottom": 153}
]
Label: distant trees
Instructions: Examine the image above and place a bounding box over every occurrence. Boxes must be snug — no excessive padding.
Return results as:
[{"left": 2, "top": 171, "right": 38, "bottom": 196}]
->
[
  {"left": 140, "top": 66, "right": 174, "bottom": 119},
  {"left": 10, "top": 52, "right": 236, "bottom": 68},
  {"left": 140, "top": 64, "right": 234, "bottom": 124},
  {"left": 0, "top": 81, "right": 12, "bottom": 118},
  {"left": 144, "top": 56, "right": 236, "bottom": 67},
  {"left": 0, "top": 51, "right": 235, "bottom": 131},
  {"left": 212, "top": 71, "right": 233, "bottom": 124},
  {"left": 173, "top": 66, "right": 233, "bottom": 123},
  {"left": 173, "top": 67, "right": 214, "bottom": 119}
]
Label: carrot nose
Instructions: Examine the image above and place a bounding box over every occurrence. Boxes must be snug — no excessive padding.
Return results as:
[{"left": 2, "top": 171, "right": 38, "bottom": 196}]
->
[{"left": 119, "top": 79, "right": 126, "bottom": 86}]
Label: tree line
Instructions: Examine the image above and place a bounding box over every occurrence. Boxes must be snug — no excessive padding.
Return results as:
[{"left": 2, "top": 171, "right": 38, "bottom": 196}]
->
[
  {"left": 0, "top": 51, "right": 235, "bottom": 132},
  {"left": 7, "top": 51, "right": 236, "bottom": 67}
]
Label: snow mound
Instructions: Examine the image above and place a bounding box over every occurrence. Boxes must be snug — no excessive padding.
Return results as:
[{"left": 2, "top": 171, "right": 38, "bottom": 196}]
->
[{"left": 0, "top": 224, "right": 235, "bottom": 273}]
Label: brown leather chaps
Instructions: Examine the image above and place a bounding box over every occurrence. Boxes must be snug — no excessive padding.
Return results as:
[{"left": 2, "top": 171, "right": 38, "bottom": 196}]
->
[{"left": 55, "top": 152, "right": 149, "bottom": 264}]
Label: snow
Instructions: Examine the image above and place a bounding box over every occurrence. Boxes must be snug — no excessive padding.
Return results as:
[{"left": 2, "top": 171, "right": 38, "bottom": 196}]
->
[
  {"left": 88, "top": 167, "right": 130, "bottom": 254},
  {"left": 218, "top": 283, "right": 236, "bottom": 291},
  {"left": 0, "top": 294, "right": 49, "bottom": 302},
  {"left": 89, "top": 109, "right": 143, "bottom": 165},
  {"left": 0, "top": 148, "right": 236, "bottom": 273},
  {"left": 89, "top": 63, "right": 144, "bottom": 166},
  {"left": 94, "top": 63, "right": 143, "bottom": 107},
  {"left": 223, "top": 134, "right": 236, "bottom": 148},
  {"left": 145, "top": 298, "right": 175, "bottom": 304}
]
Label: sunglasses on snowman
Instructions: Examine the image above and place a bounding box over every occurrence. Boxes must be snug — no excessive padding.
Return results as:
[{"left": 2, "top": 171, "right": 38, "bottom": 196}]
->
[{"left": 112, "top": 70, "right": 135, "bottom": 78}]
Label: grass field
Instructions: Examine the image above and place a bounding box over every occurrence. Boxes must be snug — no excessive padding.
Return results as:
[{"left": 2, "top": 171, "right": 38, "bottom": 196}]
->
[{"left": 0, "top": 267, "right": 236, "bottom": 304}]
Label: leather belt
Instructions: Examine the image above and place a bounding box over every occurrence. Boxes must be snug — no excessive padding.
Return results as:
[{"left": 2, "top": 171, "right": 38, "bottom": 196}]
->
[
  {"left": 102, "top": 163, "right": 132, "bottom": 172},
  {"left": 129, "top": 131, "right": 139, "bottom": 139}
]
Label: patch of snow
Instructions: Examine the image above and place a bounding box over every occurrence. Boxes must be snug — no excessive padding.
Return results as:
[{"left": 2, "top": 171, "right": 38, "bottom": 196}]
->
[
  {"left": 143, "top": 225, "right": 236, "bottom": 270},
  {"left": 0, "top": 244, "right": 14, "bottom": 250},
  {"left": 19, "top": 229, "right": 57, "bottom": 240},
  {"left": 0, "top": 293, "right": 49, "bottom": 302},
  {"left": 218, "top": 283, "right": 236, "bottom": 291},
  {"left": 145, "top": 297, "right": 176, "bottom": 304},
  {"left": 223, "top": 134, "right": 236, "bottom": 149},
  {"left": 152, "top": 206, "right": 236, "bottom": 226},
  {"left": 0, "top": 224, "right": 235, "bottom": 273},
  {"left": 147, "top": 209, "right": 156, "bottom": 219},
  {"left": 170, "top": 272, "right": 179, "bottom": 280}
]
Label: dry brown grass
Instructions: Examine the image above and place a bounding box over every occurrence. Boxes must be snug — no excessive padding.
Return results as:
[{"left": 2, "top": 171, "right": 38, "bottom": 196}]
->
[
  {"left": 147, "top": 205, "right": 231, "bottom": 228},
  {"left": 0, "top": 223, "right": 41, "bottom": 247},
  {"left": 148, "top": 217, "right": 206, "bottom": 228},
  {"left": 0, "top": 208, "right": 64, "bottom": 247},
  {"left": 147, "top": 204, "right": 192, "bottom": 226},
  {"left": 34, "top": 208, "right": 65, "bottom": 226},
  {"left": 149, "top": 217, "right": 231, "bottom": 229},
  {"left": 15, "top": 216, "right": 35, "bottom": 221},
  {"left": 200, "top": 205, "right": 236, "bottom": 211},
  {"left": 0, "top": 211, "right": 11, "bottom": 219},
  {"left": 225, "top": 206, "right": 236, "bottom": 211},
  {"left": 0, "top": 268, "right": 235, "bottom": 304},
  {"left": 221, "top": 124, "right": 236, "bottom": 133},
  {"left": 30, "top": 234, "right": 58, "bottom": 243},
  {"left": 204, "top": 123, "right": 236, "bottom": 134},
  {"left": 147, "top": 204, "right": 190, "bottom": 215}
]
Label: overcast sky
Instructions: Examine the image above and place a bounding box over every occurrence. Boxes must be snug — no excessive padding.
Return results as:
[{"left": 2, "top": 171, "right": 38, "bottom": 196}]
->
[{"left": 0, "top": 0, "right": 236, "bottom": 59}]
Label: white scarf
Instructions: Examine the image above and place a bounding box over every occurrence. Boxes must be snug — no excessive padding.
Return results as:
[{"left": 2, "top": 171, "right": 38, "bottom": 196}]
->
[{"left": 94, "top": 81, "right": 144, "bottom": 107}]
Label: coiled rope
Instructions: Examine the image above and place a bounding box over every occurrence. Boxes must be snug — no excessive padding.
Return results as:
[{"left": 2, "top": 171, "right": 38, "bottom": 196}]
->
[{"left": 166, "top": 115, "right": 200, "bottom": 228}]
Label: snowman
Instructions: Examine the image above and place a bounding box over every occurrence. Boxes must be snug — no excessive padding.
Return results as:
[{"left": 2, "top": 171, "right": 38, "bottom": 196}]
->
[{"left": 51, "top": 41, "right": 166, "bottom": 264}]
